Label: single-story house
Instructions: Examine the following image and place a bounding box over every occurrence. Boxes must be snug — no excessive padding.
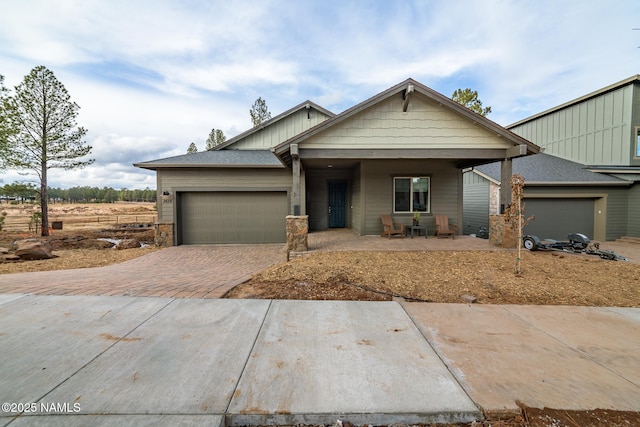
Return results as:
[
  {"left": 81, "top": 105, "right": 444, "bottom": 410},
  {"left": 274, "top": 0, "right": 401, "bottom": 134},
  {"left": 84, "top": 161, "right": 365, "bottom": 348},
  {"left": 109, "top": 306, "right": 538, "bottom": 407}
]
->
[
  {"left": 504, "top": 75, "right": 640, "bottom": 239},
  {"left": 135, "top": 78, "right": 540, "bottom": 245},
  {"left": 463, "top": 153, "right": 631, "bottom": 241}
]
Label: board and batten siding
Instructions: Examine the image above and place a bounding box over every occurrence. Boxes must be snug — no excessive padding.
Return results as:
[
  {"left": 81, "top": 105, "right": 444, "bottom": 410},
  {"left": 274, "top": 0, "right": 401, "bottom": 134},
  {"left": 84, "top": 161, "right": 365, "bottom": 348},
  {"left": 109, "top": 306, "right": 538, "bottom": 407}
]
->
[
  {"left": 628, "top": 184, "right": 640, "bottom": 236},
  {"left": 510, "top": 84, "right": 636, "bottom": 166},
  {"left": 633, "top": 84, "right": 640, "bottom": 167},
  {"left": 157, "top": 168, "right": 292, "bottom": 223},
  {"left": 351, "top": 163, "right": 362, "bottom": 234},
  {"left": 300, "top": 94, "right": 514, "bottom": 150},
  {"left": 462, "top": 171, "right": 490, "bottom": 235},
  {"left": 361, "top": 160, "right": 460, "bottom": 236},
  {"left": 231, "top": 109, "right": 332, "bottom": 150}
]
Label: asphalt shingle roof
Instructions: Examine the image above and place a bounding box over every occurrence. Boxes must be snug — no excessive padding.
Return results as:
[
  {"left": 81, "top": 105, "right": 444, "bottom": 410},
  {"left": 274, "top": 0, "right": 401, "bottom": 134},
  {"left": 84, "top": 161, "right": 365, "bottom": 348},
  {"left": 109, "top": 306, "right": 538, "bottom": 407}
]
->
[
  {"left": 475, "top": 153, "right": 628, "bottom": 184},
  {"left": 133, "top": 150, "right": 284, "bottom": 170}
]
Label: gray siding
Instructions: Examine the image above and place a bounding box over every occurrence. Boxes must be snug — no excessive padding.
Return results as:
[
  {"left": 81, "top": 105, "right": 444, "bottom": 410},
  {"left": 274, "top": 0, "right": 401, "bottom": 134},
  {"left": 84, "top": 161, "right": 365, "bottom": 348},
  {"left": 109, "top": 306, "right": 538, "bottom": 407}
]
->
[
  {"left": 231, "top": 109, "right": 332, "bottom": 150},
  {"left": 463, "top": 171, "right": 490, "bottom": 235},
  {"left": 351, "top": 163, "right": 362, "bottom": 235},
  {"left": 361, "top": 160, "right": 459, "bottom": 236},
  {"left": 628, "top": 183, "right": 640, "bottom": 236},
  {"left": 157, "top": 168, "right": 292, "bottom": 224},
  {"left": 633, "top": 84, "right": 640, "bottom": 167},
  {"left": 301, "top": 94, "right": 513, "bottom": 150},
  {"left": 510, "top": 84, "right": 635, "bottom": 166}
]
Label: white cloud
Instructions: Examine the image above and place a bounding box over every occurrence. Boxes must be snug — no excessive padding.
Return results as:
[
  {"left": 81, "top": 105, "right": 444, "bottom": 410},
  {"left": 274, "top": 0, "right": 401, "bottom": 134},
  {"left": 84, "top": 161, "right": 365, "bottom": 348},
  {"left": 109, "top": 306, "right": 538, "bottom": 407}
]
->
[{"left": 1, "top": 0, "right": 639, "bottom": 188}]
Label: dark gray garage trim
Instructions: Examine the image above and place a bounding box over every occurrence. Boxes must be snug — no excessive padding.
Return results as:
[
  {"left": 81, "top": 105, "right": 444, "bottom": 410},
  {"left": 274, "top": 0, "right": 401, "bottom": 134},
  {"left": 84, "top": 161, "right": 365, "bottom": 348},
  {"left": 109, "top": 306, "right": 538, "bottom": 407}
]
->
[{"left": 178, "top": 191, "right": 289, "bottom": 244}]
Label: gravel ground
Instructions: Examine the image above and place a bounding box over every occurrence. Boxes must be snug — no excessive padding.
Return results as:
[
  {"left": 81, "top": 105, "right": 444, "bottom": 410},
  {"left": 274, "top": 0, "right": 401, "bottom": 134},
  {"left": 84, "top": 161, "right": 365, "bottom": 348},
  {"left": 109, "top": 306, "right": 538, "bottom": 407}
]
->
[{"left": 225, "top": 249, "right": 640, "bottom": 306}]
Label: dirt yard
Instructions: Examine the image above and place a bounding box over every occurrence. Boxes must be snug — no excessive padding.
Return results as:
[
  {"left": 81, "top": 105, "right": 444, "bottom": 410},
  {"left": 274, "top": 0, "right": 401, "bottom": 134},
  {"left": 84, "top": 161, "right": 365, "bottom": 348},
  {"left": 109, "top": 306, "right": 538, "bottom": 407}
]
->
[
  {"left": 0, "top": 202, "right": 158, "bottom": 273},
  {"left": 225, "top": 249, "right": 640, "bottom": 307}
]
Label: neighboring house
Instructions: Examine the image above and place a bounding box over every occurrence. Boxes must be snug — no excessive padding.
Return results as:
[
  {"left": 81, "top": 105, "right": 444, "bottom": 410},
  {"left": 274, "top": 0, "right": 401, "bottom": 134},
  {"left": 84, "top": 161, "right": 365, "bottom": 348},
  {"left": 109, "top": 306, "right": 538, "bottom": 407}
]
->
[
  {"left": 463, "top": 154, "right": 630, "bottom": 241},
  {"left": 135, "top": 79, "right": 539, "bottom": 245},
  {"left": 509, "top": 75, "right": 640, "bottom": 239}
]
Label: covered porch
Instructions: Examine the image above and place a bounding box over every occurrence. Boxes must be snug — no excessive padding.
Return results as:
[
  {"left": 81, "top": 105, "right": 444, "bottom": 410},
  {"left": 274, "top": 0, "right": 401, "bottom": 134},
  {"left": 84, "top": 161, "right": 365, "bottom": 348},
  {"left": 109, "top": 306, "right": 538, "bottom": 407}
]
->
[{"left": 298, "top": 153, "right": 528, "bottom": 237}]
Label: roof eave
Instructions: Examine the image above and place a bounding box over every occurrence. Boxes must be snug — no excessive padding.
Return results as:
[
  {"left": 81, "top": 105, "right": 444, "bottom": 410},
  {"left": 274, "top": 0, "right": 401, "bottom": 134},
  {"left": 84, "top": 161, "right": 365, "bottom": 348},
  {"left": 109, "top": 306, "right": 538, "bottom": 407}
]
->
[
  {"left": 133, "top": 163, "right": 285, "bottom": 170},
  {"left": 524, "top": 181, "right": 632, "bottom": 186}
]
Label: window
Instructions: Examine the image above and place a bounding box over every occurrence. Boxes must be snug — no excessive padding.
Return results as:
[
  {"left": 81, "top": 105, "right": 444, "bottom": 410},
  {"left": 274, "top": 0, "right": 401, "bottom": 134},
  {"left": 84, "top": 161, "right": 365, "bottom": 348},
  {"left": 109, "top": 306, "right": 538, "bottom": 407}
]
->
[
  {"left": 636, "top": 127, "right": 640, "bottom": 158},
  {"left": 394, "top": 177, "right": 430, "bottom": 213}
]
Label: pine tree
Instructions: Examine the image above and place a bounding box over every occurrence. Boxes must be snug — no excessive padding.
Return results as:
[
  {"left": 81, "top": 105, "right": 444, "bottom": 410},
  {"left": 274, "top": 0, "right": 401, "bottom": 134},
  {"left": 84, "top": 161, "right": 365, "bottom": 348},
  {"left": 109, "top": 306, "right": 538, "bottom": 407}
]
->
[
  {"left": 249, "top": 97, "right": 271, "bottom": 127},
  {"left": 452, "top": 88, "right": 492, "bottom": 116},
  {"left": 2, "top": 66, "right": 93, "bottom": 236},
  {"left": 205, "top": 128, "right": 226, "bottom": 150}
]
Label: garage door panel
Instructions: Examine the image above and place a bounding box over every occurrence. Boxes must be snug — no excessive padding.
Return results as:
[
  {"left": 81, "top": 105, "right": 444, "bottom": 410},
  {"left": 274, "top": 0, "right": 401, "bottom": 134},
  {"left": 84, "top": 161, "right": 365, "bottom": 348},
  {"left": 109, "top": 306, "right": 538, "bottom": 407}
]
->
[
  {"left": 523, "top": 198, "right": 594, "bottom": 241},
  {"left": 180, "top": 192, "right": 288, "bottom": 244}
]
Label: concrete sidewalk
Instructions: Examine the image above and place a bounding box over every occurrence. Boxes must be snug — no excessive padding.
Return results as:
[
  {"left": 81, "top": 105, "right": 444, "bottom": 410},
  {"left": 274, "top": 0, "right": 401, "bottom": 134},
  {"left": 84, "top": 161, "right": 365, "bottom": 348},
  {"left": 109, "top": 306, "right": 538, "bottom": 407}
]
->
[{"left": 2, "top": 294, "right": 639, "bottom": 426}]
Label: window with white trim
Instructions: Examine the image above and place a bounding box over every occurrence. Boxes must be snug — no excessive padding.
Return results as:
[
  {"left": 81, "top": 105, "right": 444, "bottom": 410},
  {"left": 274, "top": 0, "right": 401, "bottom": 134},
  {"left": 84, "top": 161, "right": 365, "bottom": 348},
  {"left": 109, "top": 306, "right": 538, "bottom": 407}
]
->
[{"left": 394, "top": 177, "right": 430, "bottom": 213}]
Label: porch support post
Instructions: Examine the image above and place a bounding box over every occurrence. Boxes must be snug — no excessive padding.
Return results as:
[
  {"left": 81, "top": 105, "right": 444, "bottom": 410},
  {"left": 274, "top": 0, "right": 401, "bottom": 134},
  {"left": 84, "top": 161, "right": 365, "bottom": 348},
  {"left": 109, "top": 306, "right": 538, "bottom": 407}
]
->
[
  {"left": 500, "top": 158, "right": 512, "bottom": 214},
  {"left": 291, "top": 143, "right": 301, "bottom": 215}
]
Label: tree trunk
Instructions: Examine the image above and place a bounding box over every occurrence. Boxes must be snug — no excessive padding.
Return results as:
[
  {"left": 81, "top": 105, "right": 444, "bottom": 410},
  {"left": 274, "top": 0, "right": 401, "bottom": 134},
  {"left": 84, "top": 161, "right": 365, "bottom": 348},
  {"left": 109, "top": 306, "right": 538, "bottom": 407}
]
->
[{"left": 40, "top": 151, "right": 49, "bottom": 237}]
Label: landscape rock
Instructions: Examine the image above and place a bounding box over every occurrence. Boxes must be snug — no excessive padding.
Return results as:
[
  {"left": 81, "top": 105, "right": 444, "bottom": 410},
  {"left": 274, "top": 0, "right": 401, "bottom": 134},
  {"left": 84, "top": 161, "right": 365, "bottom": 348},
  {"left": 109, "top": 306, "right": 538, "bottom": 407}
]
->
[
  {"left": 0, "top": 247, "right": 9, "bottom": 254},
  {"left": 14, "top": 239, "right": 53, "bottom": 260},
  {"left": 116, "top": 238, "right": 141, "bottom": 250},
  {"left": 1, "top": 254, "right": 21, "bottom": 261},
  {"left": 461, "top": 294, "right": 478, "bottom": 304}
]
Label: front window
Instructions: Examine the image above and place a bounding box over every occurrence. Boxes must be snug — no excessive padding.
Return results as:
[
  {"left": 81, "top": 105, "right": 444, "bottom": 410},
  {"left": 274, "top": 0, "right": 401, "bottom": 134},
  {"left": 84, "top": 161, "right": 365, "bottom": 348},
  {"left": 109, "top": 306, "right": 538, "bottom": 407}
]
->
[
  {"left": 394, "top": 177, "right": 430, "bottom": 213},
  {"left": 636, "top": 127, "right": 640, "bottom": 158}
]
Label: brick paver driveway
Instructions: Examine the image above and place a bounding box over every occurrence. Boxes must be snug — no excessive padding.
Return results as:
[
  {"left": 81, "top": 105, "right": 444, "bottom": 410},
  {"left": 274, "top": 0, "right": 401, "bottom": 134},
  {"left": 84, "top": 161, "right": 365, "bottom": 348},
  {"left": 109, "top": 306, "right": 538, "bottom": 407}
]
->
[{"left": 0, "top": 245, "right": 287, "bottom": 298}]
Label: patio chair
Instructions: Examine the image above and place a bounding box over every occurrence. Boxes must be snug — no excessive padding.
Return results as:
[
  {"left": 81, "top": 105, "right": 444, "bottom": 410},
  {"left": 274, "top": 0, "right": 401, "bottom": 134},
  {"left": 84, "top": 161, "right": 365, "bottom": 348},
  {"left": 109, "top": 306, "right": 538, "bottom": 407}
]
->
[
  {"left": 380, "top": 215, "right": 405, "bottom": 239},
  {"left": 435, "top": 215, "right": 457, "bottom": 239}
]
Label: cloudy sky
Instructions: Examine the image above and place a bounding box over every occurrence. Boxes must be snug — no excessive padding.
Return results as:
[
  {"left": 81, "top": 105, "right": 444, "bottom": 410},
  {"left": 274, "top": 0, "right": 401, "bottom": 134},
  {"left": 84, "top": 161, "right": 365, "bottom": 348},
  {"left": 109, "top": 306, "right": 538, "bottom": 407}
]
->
[{"left": 1, "top": 0, "right": 639, "bottom": 189}]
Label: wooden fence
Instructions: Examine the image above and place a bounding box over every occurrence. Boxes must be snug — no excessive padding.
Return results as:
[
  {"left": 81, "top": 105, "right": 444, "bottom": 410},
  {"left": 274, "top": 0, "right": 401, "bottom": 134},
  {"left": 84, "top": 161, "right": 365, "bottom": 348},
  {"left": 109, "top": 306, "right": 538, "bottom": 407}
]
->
[{"left": 1, "top": 215, "right": 157, "bottom": 232}]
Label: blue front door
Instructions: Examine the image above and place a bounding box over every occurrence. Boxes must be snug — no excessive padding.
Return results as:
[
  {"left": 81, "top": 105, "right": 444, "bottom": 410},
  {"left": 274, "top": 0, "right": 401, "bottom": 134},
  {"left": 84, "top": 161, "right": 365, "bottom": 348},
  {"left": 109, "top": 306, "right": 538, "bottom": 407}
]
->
[{"left": 328, "top": 182, "right": 346, "bottom": 228}]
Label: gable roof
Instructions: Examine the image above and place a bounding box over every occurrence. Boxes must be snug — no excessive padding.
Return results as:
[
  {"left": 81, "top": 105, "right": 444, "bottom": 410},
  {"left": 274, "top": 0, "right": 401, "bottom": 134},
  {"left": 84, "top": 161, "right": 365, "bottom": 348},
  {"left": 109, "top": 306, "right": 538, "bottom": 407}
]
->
[
  {"left": 473, "top": 153, "right": 630, "bottom": 186},
  {"left": 273, "top": 78, "right": 540, "bottom": 158},
  {"left": 508, "top": 75, "right": 640, "bottom": 128},
  {"left": 133, "top": 149, "right": 284, "bottom": 170},
  {"left": 214, "top": 100, "right": 335, "bottom": 151}
]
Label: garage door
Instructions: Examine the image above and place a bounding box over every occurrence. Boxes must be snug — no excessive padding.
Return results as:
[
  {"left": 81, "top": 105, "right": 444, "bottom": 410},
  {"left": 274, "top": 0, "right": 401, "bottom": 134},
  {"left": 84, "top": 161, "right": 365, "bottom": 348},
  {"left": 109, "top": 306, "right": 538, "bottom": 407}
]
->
[
  {"left": 179, "top": 192, "right": 288, "bottom": 244},
  {"left": 522, "top": 198, "right": 594, "bottom": 240}
]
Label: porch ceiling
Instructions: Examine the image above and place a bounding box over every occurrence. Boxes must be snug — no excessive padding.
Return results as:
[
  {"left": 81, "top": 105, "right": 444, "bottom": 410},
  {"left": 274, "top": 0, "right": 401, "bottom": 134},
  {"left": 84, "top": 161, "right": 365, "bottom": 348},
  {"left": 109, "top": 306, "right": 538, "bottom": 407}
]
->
[{"left": 301, "top": 158, "right": 360, "bottom": 169}]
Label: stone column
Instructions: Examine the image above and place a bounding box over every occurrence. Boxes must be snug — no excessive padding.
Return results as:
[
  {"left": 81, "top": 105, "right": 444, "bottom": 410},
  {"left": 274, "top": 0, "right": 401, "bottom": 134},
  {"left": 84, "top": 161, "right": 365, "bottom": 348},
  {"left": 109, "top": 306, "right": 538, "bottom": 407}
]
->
[
  {"left": 154, "top": 223, "right": 174, "bottom": 247},
  {"left": 286, "top": 215, "right": 308, "bottom": 254},
  {"left": 489, "top": 215, "right": 517, "bottom": 248}
]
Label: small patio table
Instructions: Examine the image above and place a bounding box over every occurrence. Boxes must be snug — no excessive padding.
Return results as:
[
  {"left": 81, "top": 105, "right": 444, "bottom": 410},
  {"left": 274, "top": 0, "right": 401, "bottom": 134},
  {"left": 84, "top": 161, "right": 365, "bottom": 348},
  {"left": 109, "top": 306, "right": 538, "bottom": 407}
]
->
[{"left": 407, "top": 225, "right": 427, "bottom": 238}]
